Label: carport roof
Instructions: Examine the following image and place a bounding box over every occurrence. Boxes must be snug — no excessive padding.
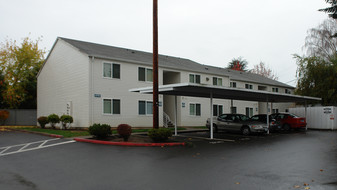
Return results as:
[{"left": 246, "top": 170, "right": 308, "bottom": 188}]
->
[{"left": 130, "top": 83, "right": 321, "bottom": 103}]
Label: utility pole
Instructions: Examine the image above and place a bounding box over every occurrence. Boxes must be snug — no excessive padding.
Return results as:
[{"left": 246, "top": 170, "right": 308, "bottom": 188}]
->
[{"left": 153, "top": 0, "right": 159, "bottom": 129}]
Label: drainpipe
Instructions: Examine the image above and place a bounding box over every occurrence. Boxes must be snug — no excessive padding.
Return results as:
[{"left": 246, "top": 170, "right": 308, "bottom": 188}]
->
[{"left": 90, "top": 56, "right": 95, "bottom": 125}]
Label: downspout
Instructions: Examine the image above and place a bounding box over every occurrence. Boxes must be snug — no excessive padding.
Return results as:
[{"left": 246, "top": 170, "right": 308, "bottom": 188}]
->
[{"left": 90, "top": 56, "right": 95, "bottom": 125}]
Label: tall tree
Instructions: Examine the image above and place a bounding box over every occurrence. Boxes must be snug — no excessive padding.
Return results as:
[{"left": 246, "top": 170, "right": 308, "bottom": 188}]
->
[
  {"left": 250, "top": 62, "right": 278, "bottom": 80},
  {"left": 319, "top": 0, "right": 337, "bottom": 18},
  {"left": 226, "top": 57, "right": 248, "bottom": 71},
  {"left": 0, "top": 37, "right": 45, "bottom": 109},
  {"left": 295, "top": 55, "right": 337, "bottom": 105},
  {"left": 303, "top": 19, "right": 337, "bottom": 60}
]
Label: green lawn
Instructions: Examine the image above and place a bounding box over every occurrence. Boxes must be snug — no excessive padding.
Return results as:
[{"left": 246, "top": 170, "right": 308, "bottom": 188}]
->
[
  {"left": 20, "top": 128, "right": 90, "bottom": 138},
  {"left": 20, "top": 127, "right": 186, "bottom": 138}
]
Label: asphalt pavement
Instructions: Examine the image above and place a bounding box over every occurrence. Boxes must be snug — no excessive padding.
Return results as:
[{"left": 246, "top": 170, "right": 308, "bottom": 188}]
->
[{"left": 0, "top": 130, "right": 336, "bottom": 190}]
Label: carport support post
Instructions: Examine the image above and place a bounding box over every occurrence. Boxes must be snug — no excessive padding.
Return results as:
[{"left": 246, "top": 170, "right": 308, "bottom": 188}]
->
[
  {"left": 266, "top": 100, "right": 270, "bottom": 134},
  {"left": 174, "top": 95, "right": 178, "bottom": 136},
  {"left": 305, "top": 100, "right": 308, "bottom": 131},
  {"left": 210, "top": 91, "right": 214, "bottom": 139}
]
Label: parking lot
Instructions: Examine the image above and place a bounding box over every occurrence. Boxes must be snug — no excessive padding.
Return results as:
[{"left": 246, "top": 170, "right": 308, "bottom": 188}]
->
[{"left": 0, "top": 130, "right": 337, "bottom": 190}]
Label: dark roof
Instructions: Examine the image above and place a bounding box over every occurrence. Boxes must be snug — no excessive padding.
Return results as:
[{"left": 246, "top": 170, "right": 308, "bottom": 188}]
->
[{"left": 59, "top": 37, "right": 294, "bottom": 89}]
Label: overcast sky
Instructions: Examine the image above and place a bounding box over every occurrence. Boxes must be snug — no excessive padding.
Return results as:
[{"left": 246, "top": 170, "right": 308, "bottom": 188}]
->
[{"left": 0, "top": 0, "right": 330, "bottom": 87}]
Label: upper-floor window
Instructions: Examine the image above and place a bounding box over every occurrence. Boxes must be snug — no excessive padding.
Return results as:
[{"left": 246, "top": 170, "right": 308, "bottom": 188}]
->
[
  {"left": 103, "top": 98, "right": 121, "bottom": 114},
  {"left": 245, "top": 84, "right": 253, "bottom": 89},
  {"left": 230, "top": 82, "right": 237, "bottom": 88},
  {"left": 138, "top": 67, "right": 153, "bottom": 82},
  {"left": 285, "top": 89, "right": 291, "bottom": 94},
  {"left": 189, "top": 74, "right": 201, "bottom": 84},
  {"left": 103, "top": 63, "right": 120, "bottom": 79},
  {"left": 272, "top": 87, "right": 279, "bottom": 92},
  {"left": 213, "top": 77, "right": 222, "bottom": 86}
]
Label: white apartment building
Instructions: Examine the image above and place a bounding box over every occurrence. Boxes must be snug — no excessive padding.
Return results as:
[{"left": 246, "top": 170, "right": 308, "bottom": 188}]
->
[{"left": 37, "top": 37, "right": 295, "bottom": 128}]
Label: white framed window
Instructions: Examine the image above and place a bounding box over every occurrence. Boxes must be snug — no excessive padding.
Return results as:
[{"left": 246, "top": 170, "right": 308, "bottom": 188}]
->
[
  {"left": 138, "top": 67, "right": 153, "bottom": 82},
  {"left": 213, "top": 77, "right": 223, "bottom": 86},
  {"left": 189, "top": 74, "right": 201, "bottom": 84},
  {"left": 103, "top": 63, "right": 120, "bottom": 79},
  {"left": 272, "top": 87, "right": 279, "bottom": 92},
  {"left": 272, "top": 109, "right": 279, "bottom": 114},
  {"left": 230, "top": 82, "right": 237, "bottom": 88},
  {"left": 245, "top": 84, "right": 253, "bottom": 89},
  {"left": 189, "top": 103, "right": 201, "bottom": 116},
  {"left": 103, "top": 98, "right": 121, "bottom": 114},
  {"left": 285, "top": 89, "right": 291, "bottom": 94},
  {"left": 231, "top": 106, "right": 237, "bottom": 114},
  {"left": 213, "top": 104, "right": 223, "bottom": 116},
  {"left": 138, "top": 100, "right": 153, "bottom": 115},
  {"left": 245, "top": 107, "right": 253, "bottom": 117}
]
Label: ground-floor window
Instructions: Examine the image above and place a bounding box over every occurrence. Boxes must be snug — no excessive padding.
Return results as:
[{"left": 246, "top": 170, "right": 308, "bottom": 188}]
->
[
  {"left": 213, "top": 104, "right": 223, "bottom": 116},
  {"left": 103, "top": 99, "right": 120, "bottom": 114},
  {"left": 190, "top": 103, "right": 201, "bottom": 116},
  {"left": 272, "top": 109, "right": 279, "bottom": 114},
  {"left": 139, "top": 100, "right": 153, "bottom": 115},
  {"left": 231, "top": 106, "right": 237, "bottom": 114},
  {"left": 245, "top": 107, "right": 253, "bottom": 117}
]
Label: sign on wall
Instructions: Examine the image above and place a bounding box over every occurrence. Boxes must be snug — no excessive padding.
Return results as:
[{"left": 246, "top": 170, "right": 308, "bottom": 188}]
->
[{"left": 66, "top": 101, "right": 72, "bottom": 116}]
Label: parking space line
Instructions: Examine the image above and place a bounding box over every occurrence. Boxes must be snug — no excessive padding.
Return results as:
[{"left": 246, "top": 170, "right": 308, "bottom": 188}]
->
[
  {"left": 177, "top": 135, "right": 235, "bottom": 142},
  {"left": 0, "top": 139, "right": 76, "bottom": 157}
]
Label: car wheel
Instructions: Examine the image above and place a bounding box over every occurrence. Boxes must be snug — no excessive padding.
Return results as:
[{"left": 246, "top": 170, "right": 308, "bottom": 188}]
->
[
  {"left": 283, "top": 124, "right": 291, "bottom": 132},
  {"left": 212, "top": 124, "right": 218, "bottom": 133},
  {"left": 241, "top": 126, "right": 251, "bottom": 136}
]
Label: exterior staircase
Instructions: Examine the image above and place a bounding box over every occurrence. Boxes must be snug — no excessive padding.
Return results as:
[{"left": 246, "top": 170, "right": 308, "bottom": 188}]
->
[{"left": 163, "top": 112, "right": 175, "bottom": 128}]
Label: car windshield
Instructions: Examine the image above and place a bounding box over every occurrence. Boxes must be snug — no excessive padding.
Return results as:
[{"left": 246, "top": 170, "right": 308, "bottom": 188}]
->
[{"left": 240, "top": 115, "right": 249, "bottom": 121}]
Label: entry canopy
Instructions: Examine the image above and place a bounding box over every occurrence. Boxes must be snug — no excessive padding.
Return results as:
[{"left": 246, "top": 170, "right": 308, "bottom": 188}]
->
[{"left": 130, "top": 83, "right": 321, "bottom": 103}]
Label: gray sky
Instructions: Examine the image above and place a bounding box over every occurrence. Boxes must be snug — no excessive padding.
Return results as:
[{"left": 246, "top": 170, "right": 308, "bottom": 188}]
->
[{"left": 0, "top": 0, "right": 329, "bottom": 87}]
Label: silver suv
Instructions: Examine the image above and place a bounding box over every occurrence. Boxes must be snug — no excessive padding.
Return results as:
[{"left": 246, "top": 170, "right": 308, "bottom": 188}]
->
[{"left": 206, "top": 114, "right": 268, "bottom": 135}]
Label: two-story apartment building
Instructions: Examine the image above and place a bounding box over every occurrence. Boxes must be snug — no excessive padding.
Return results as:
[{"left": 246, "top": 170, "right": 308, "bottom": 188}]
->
[{"left": 37, "top": 37, "right": 295, "bottom": 128}]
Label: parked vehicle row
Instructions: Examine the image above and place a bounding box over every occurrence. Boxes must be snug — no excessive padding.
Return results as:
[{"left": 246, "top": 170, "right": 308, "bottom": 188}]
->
[{"left": 206, "top": 113, "right": 307, "bottom": 136}]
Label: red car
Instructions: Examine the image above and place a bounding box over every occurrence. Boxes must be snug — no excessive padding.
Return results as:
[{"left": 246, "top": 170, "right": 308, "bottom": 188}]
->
[{"left": 271, "top": 113, "right": 307, "bottom": 131}]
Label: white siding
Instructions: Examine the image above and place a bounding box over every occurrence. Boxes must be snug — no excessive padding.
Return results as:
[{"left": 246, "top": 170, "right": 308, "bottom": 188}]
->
[
  {"left": 90, "top": 58, "right": 164, "bottom": 127},
  {"left": 37, "top": 39, "right": 90, "bottom": 127}
]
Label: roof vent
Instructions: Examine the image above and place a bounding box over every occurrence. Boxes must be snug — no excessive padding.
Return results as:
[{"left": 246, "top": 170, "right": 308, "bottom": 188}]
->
[{"left": 131, "top": 51, "right": 135, "bottom": 53}]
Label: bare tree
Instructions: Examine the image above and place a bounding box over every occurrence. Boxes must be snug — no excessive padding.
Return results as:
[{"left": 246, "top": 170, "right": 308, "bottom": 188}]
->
[
  {"left": 303, "top": 18, "right": 337, "bottom": 60},
  {"left": 250, "top": 62, "right": 278, "bottom": 80}
]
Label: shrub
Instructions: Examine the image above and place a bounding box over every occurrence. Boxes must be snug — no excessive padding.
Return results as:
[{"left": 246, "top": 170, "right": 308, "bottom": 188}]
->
[
  {"left": 117, "top": 124, "right": 132, "bottom": 142},
  {"left": 0, "top": 110, "right": 9, "bottom": 125},
  {"left": 37, "top": 116, "right": 48, "bottom": 129},
  {"left": 88, "top": 123, "right": 112, "bottom": 139},
  {"left": 148, "top": 128, "right": 172, "bottom": 142},
  {"left": 47, "top": 114, "right": 60, "bottom": 129},
  {"left": 60, "top": 115, "right": 73, "bottom": 130}
]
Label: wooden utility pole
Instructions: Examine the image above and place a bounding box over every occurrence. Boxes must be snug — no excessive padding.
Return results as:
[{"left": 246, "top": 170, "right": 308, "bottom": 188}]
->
[{"left": 153, "top": 0, "right": 159, "bottom": 129}]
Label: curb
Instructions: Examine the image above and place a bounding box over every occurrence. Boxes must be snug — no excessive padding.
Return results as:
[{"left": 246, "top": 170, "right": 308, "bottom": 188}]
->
[
  {"left": 5, "top": 128, "right": 64, "bottom": 138},
  {"left": 73, "top": 138, "right": 185, "bottom": 147}
]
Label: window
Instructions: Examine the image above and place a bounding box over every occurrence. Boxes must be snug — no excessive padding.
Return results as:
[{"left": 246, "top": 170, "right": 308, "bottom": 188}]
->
[
  {"left": 285, "top": 89, "right": 291, "bottom": 94},
  {"left": 103, "top": 99, "right": 120, "bottom": 114},
  {"left": 138, "top": 67, "right": 153, "bottom": 82},
  {"left": 272, "top": 87, "right": 279, "bottom": 92},
  {"left": 213, "top": 77, "right": 222, "bottom": 86},
  {"left": 230, "top": 82, "right": 237, "bottom": 88},
  {"left": 272, "top": 109, "right": 279, "bottom": 114},
  {"left": 245, "top": 107, "right": 253, "bottom": 117},
  {"left": 213, "top": 104, "right": 223, "bottom": 116},
  {"left": 245, "top": 84, "right": 253, "bottom": 89},
  {"left": 189, "top": 74, "right": 201, "bottom": 84},
  {"left": 190, "top": 103, "right": 201, "bottom": 116},
  {"left": 231, "top": 106, "right": 237, "bottom": 114},
  {"left": 103, "top": 63, "right": 120, "bottom": 79},
  {"left": 138, "top": 100, "right": 153, "bottom": 115}
]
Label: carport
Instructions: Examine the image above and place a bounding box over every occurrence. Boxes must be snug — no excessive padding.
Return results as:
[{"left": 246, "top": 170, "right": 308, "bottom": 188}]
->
[{"left": 130, "top": 83, "right": 321, "bottom": 139}]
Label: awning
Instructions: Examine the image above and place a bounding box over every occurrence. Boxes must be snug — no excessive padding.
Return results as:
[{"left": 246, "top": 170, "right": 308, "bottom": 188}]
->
[
  {"left": 130, "top": 83, "right": 321, "bottom": 103},
  {"left": 130, "top": 83, "right": 321, "bottom": 139}
]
